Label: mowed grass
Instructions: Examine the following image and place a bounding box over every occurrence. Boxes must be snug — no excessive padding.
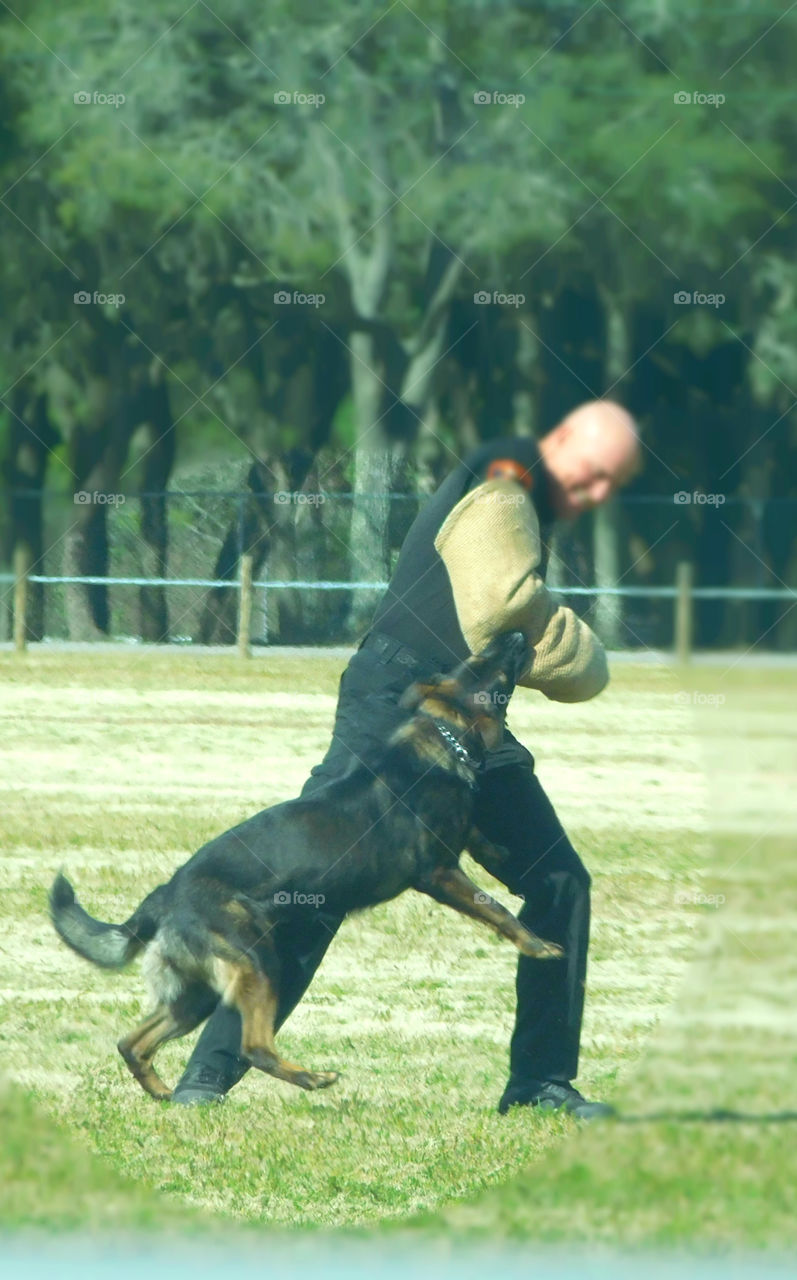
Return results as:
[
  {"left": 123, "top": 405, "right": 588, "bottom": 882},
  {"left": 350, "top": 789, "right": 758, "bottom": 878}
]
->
[
  {"left": 410, "top": 666, "right": 797, "bottom": 1251},
  {"left": 2, "top": 648, "right": 792, "bottom": 1246}
]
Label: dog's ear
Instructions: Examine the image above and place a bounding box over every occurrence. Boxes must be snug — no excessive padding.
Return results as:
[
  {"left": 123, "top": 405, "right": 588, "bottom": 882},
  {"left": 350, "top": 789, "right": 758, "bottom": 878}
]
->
[{"left": 400, "top": 675, "right": 443, "bottom": 710}]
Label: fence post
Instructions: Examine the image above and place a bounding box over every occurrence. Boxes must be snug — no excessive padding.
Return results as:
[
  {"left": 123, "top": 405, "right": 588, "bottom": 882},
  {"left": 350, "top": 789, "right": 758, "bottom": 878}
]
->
[
  {"left": 262, "top": 563, "right": 268, "bottom": 647},
  {"left": 237, "top": 553, "right": 253, "bottom": 659},
  {"left": 674, "top": 561, "right": 693, "bottom": 665},
  {"left": 13, "top": 544, "right": 30, "bottom": 653}
]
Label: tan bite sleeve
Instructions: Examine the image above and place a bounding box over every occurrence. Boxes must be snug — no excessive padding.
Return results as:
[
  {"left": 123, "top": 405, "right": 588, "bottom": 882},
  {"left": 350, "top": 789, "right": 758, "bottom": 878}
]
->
[{"left": 433, "top": 478, "right": 609, "bottom": 703}]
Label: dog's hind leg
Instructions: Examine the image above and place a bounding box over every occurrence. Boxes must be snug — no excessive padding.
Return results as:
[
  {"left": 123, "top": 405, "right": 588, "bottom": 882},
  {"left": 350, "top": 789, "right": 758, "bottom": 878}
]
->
[
  {"left": 118, "top": 1007, "right": 185, "bottom": 1099},
  {"left": 216, "top": 959, "right": 339, "bottom": 1092},
  {"left": 118, "top": 986, "right": 216, "bottom": 1100},
  {"left": 415, "top": 864, "right": 564, "bottom": 959}
]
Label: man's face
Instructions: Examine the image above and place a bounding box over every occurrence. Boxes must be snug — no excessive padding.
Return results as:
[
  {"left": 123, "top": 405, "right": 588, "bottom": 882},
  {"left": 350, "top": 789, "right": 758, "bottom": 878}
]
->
[
  {"left": 557, "top": 452, "right": 628, "bottom": 516},
  {"left": 547, "top": 409, "right": 641, "bottom": 518}
]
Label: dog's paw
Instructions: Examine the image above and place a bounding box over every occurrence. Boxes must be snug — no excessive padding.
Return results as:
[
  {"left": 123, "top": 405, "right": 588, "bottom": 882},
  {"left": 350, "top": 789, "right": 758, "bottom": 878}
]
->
[
  {"left": 297, "top": 1069, "right": 340, "bottom": 1090},
  {"left": 518, "top": 930, "right": 564, "bottom": 960}
]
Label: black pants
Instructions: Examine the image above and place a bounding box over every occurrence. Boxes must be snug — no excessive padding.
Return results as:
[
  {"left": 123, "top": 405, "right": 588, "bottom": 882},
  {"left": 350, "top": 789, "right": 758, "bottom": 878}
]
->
[{"left": 175, "top": 646, "right": 592, "bottom": 1091}]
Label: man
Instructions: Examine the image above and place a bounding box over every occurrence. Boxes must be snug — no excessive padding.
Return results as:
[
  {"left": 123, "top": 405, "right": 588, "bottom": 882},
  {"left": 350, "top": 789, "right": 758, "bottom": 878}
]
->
[{"left": 173, "top": 399, "right": 641, "bottom": 1118}]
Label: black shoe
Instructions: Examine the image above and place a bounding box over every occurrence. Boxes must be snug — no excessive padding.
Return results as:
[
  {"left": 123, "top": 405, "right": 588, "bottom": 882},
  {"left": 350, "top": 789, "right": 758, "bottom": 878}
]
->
[
  {"left": 171, "top": 1063, "right": 239, "bottom": 1107},
  {"left": 498, "top": 1078, "right": 615, "bottom": 1120}
]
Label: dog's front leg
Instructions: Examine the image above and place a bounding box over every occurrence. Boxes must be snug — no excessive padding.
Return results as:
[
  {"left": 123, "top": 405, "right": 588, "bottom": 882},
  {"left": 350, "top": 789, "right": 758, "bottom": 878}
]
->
[
  {"left": 465, "top": 826, "right": 512, "bottom": 877},
  {"left": 415, "top": 864, "right": 563, "bottom": 959}
]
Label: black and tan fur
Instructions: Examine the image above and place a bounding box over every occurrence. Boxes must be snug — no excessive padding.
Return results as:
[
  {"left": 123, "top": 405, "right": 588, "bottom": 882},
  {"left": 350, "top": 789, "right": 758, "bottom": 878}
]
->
[{"left": 49, "top": 631, "right": 562, "bottom": 1101}]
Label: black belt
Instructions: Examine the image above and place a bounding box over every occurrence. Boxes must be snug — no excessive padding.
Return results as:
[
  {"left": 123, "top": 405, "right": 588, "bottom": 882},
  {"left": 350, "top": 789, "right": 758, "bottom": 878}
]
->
[{"left": 359, "top": 631, "right": 432, "bottom": 673}]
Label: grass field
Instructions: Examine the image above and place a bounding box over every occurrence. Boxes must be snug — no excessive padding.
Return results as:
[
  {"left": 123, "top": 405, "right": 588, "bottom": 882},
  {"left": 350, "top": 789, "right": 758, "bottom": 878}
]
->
[{"left": 0, "top": 648, "right": 794, "bottom": 1249}]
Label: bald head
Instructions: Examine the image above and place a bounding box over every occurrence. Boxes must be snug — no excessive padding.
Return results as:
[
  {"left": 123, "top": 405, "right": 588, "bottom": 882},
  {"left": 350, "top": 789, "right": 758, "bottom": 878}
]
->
[{"left": 538, "top": 400, "right": 641, "bottom": 519}]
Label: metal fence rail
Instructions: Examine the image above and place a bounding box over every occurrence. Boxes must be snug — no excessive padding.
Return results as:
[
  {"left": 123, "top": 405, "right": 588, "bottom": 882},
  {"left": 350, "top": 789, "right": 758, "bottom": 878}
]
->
[
  {"left": 4, "top": 560, "right": 796, "bottom": 660},
  {"left": 2, "top": 573, "right": 796, "bottom": 601}
]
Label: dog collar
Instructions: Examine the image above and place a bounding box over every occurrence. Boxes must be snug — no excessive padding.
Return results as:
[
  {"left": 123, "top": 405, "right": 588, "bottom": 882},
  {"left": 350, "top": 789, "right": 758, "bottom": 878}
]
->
[{"left": 432, "top": 721, "right": 479, "bottom": 777}]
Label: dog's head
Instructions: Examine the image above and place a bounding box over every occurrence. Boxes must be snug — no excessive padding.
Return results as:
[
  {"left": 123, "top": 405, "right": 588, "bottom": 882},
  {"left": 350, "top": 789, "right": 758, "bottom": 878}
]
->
[{"left": 399, "top": 631, "right": 530, "bottom": 763}]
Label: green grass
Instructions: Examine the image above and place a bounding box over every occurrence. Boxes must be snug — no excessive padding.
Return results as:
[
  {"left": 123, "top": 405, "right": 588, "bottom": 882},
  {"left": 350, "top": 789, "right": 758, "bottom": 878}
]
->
[
  {"left": 405, "top": 667, "right": 797, "bottom": 1250},
  {"left": 0, "top": 1082, "right": 193, "bottom": 1231},
  {"left": 0, "top": 650, "right": 794, "bottom": 1248}
]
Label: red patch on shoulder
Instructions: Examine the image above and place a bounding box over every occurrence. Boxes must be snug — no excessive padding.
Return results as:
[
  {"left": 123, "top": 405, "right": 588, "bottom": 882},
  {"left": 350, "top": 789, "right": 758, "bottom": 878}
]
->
[{"left": 486, "top": 458, "right": 534, "bottom": 491}]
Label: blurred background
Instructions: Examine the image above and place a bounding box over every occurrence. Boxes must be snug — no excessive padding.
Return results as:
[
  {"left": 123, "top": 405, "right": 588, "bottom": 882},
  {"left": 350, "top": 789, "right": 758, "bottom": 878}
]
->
[{"left": 1, "top": 0, "right": 795, "bottom": 652}]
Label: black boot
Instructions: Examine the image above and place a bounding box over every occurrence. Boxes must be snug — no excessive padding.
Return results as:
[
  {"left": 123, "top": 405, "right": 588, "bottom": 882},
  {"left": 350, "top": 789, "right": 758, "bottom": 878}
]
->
[
  {"left": 171, "top": 1002, "right": 248, "bottom": 1105},
  {"left": 498, "top": 1078, "right": 615, "bottom": 1120}
]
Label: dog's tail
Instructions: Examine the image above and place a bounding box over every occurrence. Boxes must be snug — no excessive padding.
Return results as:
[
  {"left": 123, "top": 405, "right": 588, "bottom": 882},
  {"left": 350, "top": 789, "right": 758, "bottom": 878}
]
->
[{"left": 49, "top": 872, "right": 169, "bottom": 971}]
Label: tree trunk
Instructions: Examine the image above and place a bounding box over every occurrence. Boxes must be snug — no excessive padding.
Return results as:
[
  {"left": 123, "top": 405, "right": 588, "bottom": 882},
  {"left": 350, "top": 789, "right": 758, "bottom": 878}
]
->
[
  {"left": 62, "top": 502, "right": 110, "bottom": 640},
  {"left": 348, "top": 332, "right": 395, "bottom": 632},
  {"left": 196, "top": 463, "right": 275, "bottom": 644},
  {"left": 60, "top": 337, "right": 136, "bottom": 640},
  {"left": 592, "top": 501, "right": 622, "bottom": 647},
  {"left": 138, "top": 381, "right": 175, "bottom": 642},
  {"left": 512, "top": 317, "right": 538, "bottom": 437},
  {"left": 5, "top": 391, "right": 53, "bottom": 640},
  {"left": 593, "top": 291, "right": 628, "bottom": 646}
]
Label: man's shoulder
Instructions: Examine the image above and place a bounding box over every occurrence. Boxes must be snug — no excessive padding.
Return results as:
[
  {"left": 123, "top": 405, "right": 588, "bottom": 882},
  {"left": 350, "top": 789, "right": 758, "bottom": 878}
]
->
[
  {"left": 460, "top": 435, "right": 542, "bottom": 494},
  {"left": 392, "top": 434, "right": 549, "bottom": 564}
]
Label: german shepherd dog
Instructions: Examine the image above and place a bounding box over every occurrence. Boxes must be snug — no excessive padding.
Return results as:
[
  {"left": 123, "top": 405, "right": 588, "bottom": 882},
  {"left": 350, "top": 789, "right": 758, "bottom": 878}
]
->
[{"left": 50, "top": 631, "right": 562, "bottom": 1100}]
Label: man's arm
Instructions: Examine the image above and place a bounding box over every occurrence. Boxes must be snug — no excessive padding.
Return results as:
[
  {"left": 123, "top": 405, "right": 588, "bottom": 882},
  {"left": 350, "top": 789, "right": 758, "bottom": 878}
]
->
[{"left": 433, "top": 477, "right": 608, "bottom": 703}]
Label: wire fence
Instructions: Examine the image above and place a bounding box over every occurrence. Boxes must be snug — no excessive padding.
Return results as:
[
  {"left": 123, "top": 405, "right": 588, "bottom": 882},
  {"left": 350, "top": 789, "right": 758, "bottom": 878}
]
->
[
  {"left": 2, "top": 490, "right": 796, "bottom": 651},
  {"left": 5, "top": 568, "right": 797, "bottom": 660}
]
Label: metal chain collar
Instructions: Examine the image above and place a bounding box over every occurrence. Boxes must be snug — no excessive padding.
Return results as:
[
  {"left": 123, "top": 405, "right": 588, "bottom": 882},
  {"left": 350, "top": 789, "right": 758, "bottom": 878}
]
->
[{"left": 432, "top": 721, "right": 477, "bottom": 771}]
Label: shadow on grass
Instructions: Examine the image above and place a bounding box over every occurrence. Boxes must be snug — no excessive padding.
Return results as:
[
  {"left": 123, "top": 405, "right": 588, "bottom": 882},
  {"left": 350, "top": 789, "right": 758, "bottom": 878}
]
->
[{"left": 613, "top": 1108, "right": 797, "bottom": 1124}]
